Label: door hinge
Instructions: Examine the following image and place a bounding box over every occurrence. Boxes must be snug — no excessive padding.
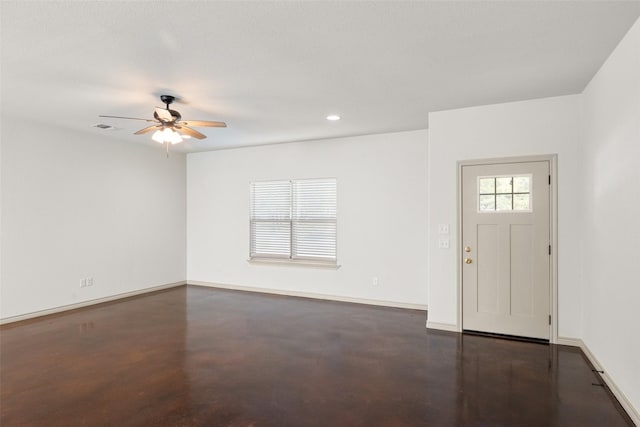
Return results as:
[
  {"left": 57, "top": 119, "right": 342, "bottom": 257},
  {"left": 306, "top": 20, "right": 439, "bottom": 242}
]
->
[
  {"left": 548, "top": 245, "right": 551, "bottom": 255},
  {"left": 549, "top": 315, "right": 552, "bottom": 325},
  {"left": 549, "top": 175, "right": 551, "bottom": 185}
]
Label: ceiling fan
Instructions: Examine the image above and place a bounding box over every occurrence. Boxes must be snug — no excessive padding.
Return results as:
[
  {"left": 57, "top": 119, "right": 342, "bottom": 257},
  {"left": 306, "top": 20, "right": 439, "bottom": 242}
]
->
[{"left": 99, "top": 95, "right": 226, "bottom": 149}]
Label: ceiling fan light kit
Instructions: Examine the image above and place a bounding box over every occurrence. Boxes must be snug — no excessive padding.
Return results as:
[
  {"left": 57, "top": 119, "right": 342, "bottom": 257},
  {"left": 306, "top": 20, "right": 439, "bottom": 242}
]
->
[
  {"left": 152, "top": 128, "right": 183, "bottom": 145},
  {"left": 99, "top": 94, "right": 226, "bottom": 154}
]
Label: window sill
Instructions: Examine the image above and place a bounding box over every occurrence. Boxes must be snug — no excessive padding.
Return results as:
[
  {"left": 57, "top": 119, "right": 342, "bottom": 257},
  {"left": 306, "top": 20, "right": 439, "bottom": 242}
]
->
[{"left": 247, "top": 258, "right": 341, "bottom": 269}]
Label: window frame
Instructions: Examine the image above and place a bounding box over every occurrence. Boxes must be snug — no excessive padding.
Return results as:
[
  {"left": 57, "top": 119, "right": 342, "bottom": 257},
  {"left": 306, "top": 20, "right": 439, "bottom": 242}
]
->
[
  {"left": 477, "top": 174, "right": 533, "bottom": 213},
  {"left": 249, "top": 178, "right": 338, "bottom": 266}
]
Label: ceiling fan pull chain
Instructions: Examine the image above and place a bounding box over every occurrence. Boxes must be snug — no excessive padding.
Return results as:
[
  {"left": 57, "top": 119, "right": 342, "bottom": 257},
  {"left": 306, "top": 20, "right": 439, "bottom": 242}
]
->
[{"left": 166, "top": 141, "right": 169, "bottom": 158}]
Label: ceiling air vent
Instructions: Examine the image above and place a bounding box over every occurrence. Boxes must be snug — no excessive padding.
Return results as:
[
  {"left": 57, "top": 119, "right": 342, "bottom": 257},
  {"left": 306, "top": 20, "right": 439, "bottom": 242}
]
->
[{"left": 92, "top": 123, "right": 116, "bottom": 130}]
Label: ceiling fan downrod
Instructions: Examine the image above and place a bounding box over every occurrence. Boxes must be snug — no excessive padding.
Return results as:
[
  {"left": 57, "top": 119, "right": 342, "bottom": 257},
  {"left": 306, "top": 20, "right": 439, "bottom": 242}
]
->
[{"left": 160, "top": 95, "right": 175, "bottom": 110}]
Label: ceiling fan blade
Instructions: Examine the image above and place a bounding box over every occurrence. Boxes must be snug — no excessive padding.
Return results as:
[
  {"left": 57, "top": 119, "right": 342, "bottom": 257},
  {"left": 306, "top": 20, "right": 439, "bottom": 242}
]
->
[
  {"left": 154, "top": 107, "right": 174, "bottom": 122},
  {"left": 134, "top": 125, "right": 161, "bottom": 135},
  {"left": 99, "top": 115, "right": 157, "bottom": 122},
  {"left": 176, "top": 125, "right": 207, "bottom": 140},
  {"left": 178, "top": 120, "right": 227, "bottom": 128}
]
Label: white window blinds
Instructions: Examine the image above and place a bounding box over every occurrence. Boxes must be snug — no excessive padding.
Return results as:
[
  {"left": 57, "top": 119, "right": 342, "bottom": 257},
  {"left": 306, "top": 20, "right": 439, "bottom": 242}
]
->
[
  {"left": 250, "top": 178, "right": 337, "bottom": 263},
  {"left": 250, "top": 180, "right": 291, "bottom": 258}
]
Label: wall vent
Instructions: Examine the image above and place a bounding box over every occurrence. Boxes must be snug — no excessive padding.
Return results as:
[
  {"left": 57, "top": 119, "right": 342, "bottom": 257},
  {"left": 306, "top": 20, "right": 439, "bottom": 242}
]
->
[{"left": 92, "top": 123, "right": 116, "bottom": 130}]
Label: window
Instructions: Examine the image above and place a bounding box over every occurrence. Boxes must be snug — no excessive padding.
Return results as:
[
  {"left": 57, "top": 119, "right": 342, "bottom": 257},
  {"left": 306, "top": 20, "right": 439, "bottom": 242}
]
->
[
  {"left": 478, "top": 175, "right": 531, "bottom": 212},
  {"left": 250, "top": 178, "right": 337, "bottom": 264}
]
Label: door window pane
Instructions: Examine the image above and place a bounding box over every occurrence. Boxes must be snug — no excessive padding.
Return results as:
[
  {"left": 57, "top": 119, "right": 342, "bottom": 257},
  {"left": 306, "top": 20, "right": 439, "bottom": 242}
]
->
[
  {"left": 496, "top": 177, "right": 512, "bottom": 194},
  {"left": 513, "top": 176, "right": 530, "bottom": 193},
  {"left": 514, "top": 194, "right": 530, "bottom": 211},
  {"left": 479, "top": 195, "right": 495, "bottom": 211},
  {"left": 478, "top": 175, "right": 532, "bottom": 213},
  {"left": 479, "top": 178, "right": 495, "bottom": 194},
  {"left": 496, "top": 194, "right": 513, "bottom": 210}
]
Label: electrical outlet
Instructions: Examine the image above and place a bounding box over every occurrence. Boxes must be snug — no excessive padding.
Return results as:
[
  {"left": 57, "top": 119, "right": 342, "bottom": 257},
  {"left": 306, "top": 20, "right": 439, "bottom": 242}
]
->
[
  {"left": 372, "top": 276, "right": 379, "bottom": 286},
  {"left": 87, "top": 277, "right": 94, "bottom": 287},
  {"left": 80, "top": 279, "right": 87, "bottom": 288},
  {"left": 438, "top": 238, "right": 450, "bottom": 249}
]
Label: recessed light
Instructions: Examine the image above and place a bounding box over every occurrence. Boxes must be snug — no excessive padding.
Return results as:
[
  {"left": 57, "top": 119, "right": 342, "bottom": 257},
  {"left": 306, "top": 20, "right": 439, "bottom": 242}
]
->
[{"left": 326, "top": 115, "right": 341, "bottom": 121}]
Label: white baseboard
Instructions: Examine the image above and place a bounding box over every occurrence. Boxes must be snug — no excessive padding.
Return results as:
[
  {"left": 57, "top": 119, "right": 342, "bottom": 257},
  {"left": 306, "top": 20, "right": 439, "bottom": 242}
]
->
[
  {"left": 426, "top": 321, "right": 460, "bottom": 332},
  {"left": 555, "top": 336, "right": 582, "bottom": 347},
  {"left": 0, "top": 281, "right": 186, "bottom": 325},
  {"left": 576, "top": 338, "right": 640, "bottom": 426},
  {"left": 187, "top": 280, "right": 428, "bottom": 311}
]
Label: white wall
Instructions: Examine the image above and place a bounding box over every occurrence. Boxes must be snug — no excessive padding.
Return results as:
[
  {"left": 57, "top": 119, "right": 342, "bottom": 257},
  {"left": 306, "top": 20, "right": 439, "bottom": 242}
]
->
[
  {"left": 0, "top": 118, "right": 187, "bottom": 320},
  {"left": 187, "top": 130, "right": 428, "bottom": 307},
  {"left": 582, "top": 17, "right": 640, "bottom": 416},
  {"left": 427, "top": 95, "right": 583, "bottom": 338}
]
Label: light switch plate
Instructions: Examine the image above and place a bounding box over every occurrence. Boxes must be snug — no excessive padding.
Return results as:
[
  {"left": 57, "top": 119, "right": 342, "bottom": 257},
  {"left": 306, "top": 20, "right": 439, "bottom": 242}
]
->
[
  {"left": 438, "top": 224, "right": 449, "bottom": 234},
  {"left": 438, "top": 238, "right": 450, "bottom": 249}
]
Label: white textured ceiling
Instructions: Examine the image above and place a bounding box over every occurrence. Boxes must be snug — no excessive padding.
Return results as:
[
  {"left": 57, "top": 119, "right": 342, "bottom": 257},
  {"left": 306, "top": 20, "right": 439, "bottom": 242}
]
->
[{"left": 2, "top": 1, "right": 639, "bottom": 152}]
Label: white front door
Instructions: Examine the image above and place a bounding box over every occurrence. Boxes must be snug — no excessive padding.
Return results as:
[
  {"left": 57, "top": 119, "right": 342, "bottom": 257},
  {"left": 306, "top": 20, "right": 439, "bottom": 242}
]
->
[{"left": 462, "top": 160, "right": 551, "bottom": 340}]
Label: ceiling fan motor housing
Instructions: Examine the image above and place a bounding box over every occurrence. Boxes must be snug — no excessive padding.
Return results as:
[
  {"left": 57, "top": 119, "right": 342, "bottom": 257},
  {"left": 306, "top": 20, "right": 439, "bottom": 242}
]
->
[
  {"left": 156, "top": 95, "right": 181, "bottom": 122},
  {"left": 154, "top": 109, "right": 182, "bottom": 122}
]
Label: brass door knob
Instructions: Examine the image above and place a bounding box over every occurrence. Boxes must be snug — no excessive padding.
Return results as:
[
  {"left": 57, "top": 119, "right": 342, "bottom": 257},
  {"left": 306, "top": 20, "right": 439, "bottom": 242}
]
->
[
  {"left": 464, "top": 258, "right": 473, "bottom": 264},
  {"left": 464, "top": 246, "right": 471, "bottom": 253}
]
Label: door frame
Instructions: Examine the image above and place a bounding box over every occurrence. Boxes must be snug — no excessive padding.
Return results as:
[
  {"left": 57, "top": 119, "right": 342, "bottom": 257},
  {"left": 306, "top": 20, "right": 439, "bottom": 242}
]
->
[{"left": 457, "top": 154, "right": 558, "bottom": 343}]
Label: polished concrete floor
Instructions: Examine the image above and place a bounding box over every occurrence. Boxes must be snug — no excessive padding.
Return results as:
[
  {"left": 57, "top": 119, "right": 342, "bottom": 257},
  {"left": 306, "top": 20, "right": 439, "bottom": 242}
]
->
[{"left": 0, "top": 285, "right": 632, "bottom": 426}]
